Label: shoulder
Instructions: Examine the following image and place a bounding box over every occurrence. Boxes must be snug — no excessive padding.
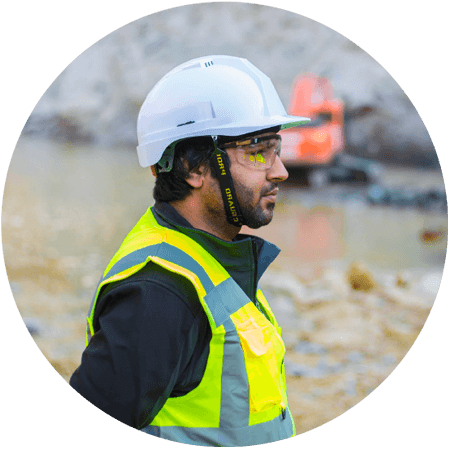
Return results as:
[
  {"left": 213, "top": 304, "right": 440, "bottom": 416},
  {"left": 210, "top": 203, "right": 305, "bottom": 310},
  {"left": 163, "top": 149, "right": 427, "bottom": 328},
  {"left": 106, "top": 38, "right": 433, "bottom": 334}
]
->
[{"left": 93, "top": 261, "right": 204, "bottom": 327}]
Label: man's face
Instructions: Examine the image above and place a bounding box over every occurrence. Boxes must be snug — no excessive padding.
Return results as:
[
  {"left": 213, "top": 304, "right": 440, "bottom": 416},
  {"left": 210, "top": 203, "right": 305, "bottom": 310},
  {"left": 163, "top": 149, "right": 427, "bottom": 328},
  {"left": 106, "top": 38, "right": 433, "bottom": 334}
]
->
[{"left": 225, "top": 132, "right": 289, "bottom": 229}]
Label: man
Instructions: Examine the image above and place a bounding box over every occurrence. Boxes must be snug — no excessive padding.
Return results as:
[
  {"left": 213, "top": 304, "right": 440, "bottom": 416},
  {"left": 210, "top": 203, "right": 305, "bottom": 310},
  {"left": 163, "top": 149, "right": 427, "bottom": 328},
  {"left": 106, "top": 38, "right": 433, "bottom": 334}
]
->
[{"left": 70, "top": 55, "right": 309, "bottom": 446}]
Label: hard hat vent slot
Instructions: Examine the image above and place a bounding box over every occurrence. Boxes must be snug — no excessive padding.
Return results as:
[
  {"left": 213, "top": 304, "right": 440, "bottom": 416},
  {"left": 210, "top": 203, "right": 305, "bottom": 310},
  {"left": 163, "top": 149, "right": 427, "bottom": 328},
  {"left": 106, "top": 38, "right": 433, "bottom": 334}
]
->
[
  {"left": 177, "top": 120, "right": 196, "bottom": 127},
  {"left": 180, "top": 62, "right": 202, "bottom": 72}
]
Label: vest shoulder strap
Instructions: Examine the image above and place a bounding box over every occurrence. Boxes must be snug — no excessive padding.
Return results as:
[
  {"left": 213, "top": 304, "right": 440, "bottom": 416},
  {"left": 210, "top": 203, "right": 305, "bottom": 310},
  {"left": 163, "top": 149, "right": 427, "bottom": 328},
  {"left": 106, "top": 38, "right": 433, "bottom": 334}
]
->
[{"left": 86, "top": 207, "right": 233, "bottom": 343}]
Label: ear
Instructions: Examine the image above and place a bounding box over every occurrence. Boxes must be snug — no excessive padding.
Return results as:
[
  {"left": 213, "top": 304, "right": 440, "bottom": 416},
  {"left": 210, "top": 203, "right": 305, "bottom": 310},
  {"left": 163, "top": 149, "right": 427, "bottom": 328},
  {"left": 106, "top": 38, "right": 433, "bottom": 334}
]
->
[{"left": 185, "top": 162, "right": 208, "bottom": 189}]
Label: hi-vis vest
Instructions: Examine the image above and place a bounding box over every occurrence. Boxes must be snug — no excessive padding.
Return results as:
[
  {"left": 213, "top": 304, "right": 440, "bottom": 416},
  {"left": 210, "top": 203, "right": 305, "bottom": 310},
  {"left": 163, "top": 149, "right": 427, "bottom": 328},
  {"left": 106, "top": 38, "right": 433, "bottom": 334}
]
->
[{"left": 86, "top": 207, "right": 295, "bottom": 446}]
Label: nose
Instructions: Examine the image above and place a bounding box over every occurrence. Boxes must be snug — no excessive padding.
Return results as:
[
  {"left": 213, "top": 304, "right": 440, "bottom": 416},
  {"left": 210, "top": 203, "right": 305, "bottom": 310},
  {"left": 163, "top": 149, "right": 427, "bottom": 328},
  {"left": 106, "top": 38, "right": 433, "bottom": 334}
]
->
[{"left": 267, "top": 155, "right": 289, "bottom": 182}]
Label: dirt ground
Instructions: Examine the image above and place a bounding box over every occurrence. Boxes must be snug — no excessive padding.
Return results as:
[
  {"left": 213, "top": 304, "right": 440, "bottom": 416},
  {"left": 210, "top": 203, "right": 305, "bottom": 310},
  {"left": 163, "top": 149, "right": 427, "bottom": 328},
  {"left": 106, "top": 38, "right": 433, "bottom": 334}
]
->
[
  {"left": 4, "top": 222, "right": 436, "bottom": 435},
  {"left": 2, "top": 146, "right": 441, "bottom": 435}
]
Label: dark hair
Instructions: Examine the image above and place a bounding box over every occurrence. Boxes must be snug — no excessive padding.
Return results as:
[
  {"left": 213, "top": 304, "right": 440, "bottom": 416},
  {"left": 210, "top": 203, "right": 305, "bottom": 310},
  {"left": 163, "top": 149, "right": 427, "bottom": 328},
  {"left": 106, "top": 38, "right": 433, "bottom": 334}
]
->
[{"left": 153, "top": 136, "right": 218, "bottom": 202}]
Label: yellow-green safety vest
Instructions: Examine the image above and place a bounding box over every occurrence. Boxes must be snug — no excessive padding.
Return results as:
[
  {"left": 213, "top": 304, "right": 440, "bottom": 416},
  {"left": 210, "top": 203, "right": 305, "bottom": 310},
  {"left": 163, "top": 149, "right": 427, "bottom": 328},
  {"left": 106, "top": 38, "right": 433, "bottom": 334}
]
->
[{"left": 86, "top": 207, "right": 295, "bottom": 446}]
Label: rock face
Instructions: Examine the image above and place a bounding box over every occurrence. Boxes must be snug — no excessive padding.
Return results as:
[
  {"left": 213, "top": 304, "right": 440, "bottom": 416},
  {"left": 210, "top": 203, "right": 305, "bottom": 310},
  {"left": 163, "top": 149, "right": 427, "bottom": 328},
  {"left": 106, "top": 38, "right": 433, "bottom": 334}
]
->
[{"left": 23, "top": 3, "right": 437, "bottom": 166}]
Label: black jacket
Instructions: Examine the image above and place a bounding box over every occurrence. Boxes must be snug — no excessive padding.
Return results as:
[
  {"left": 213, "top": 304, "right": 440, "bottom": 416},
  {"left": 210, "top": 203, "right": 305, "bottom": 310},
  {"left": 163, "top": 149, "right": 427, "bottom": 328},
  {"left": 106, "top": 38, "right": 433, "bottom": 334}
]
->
[{"left": 69, "top": 202, "right": 280, "bottom": 429}]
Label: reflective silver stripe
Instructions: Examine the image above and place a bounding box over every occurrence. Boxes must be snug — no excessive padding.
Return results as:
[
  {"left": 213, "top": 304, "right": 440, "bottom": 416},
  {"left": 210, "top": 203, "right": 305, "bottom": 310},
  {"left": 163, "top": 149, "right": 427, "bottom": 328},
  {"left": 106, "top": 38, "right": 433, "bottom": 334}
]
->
[
  {"left": 206, "top": 278, "right": 251, "bottom": 428},
  {"left": 89, "top": 242, "right": 254, "bottom": 331},
  {"left": 142, "top": 410, "right": 294, "bottom": 446},
  {"left": 87, "top": 242, "right": 217, "bottom": 339},
  {"left": 204, "top": 277, "right": 249, "bottom": 326},
  {"left": 143, "top": 277, "right": 295, "bottom": 444},
  {"left": 86, "top": 323, "right": 92, "bottom": 342},
  {"left": 90, "top": 243, "right": 249, "bottom": 329},
  {"left": 89, "top": 238, "right": 294, "bottom": 443},
  {"left": 101, "top": 242, "right": 215, "bottom": 290},
  {"left": 220, "top": 317, "right": 248, "bottom": 428}
]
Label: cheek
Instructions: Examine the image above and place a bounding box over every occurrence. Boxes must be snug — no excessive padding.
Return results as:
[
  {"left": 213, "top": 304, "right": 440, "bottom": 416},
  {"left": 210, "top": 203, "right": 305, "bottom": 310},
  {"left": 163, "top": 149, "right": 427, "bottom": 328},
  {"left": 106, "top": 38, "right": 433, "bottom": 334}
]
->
[{"left": 231, "top": 168, "right": 265, "bottom": 203}]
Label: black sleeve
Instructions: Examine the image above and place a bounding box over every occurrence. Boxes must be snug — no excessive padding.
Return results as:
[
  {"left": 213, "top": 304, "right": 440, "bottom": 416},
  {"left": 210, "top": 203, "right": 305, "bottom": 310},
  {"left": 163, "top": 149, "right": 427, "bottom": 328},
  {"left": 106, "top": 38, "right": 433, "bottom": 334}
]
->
[{"left": 69, "top": 264, "right": 210, "bottom": 429}]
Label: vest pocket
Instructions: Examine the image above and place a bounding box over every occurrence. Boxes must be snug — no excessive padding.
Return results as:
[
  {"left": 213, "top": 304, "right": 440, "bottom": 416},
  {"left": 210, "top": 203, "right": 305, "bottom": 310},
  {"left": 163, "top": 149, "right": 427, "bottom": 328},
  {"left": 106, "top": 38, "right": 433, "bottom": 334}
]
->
[{"left": 234, "top": 316, "right": 285, "bottom": 414}]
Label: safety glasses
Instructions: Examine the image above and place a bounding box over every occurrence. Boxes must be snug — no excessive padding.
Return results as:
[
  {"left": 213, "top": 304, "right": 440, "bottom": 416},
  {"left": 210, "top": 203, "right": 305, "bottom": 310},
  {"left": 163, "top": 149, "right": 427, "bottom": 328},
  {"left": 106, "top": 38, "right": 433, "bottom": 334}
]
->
[{"left": 222, "top": 134, "right": 282, "bottom": 170}]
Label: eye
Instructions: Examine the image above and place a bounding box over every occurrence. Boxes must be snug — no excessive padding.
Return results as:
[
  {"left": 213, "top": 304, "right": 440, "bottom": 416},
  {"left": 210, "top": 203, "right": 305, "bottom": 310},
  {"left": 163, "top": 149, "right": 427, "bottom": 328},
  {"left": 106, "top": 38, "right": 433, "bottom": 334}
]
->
[
  {"left": 243, "top": 149, "right": 258, "bottom": 161},
  {"left": 245, "top": 149, "right": 266, "bottom": 163},
  {"left": 244, "top": 152, "right": 256, "bottom": 162},
  {"left": 255, "top": 152, "right": 267, "bottom": 164}
]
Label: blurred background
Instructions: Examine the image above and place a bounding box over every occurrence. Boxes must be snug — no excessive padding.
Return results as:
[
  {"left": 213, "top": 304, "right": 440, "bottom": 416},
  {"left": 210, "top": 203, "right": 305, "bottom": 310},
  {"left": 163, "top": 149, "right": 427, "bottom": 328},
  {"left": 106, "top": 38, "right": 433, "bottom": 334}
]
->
[{"left": 2, "top": 3, "right": 447, "bottom": 436}]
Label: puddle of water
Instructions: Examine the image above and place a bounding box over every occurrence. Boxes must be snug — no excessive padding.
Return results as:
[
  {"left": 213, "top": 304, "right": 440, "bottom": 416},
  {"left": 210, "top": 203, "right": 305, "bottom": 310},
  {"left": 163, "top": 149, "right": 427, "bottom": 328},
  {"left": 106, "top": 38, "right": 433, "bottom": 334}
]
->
[
  {"left": 245, "top": 174, "right": 447, "bottom": 272},
  {"left": 3, "top": 137, "right": 446, "bottom": 436},
  {"left": 5, "top": 137, "right": 447, "bottom": 276}
]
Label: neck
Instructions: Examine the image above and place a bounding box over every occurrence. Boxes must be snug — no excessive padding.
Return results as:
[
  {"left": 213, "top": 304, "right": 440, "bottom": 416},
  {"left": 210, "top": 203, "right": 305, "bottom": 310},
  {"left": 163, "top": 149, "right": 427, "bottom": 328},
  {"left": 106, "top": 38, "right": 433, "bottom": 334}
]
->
[{"left": 170, "top": 197, "right": 241, "bottom": 242}]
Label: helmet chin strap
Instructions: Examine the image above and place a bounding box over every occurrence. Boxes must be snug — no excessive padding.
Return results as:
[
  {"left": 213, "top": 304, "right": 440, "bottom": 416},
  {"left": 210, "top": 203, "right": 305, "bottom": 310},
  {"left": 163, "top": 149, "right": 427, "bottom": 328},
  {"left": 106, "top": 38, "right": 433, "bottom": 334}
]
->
[{"left": 211, "top": 136, "right": 246, "bottom": 227}]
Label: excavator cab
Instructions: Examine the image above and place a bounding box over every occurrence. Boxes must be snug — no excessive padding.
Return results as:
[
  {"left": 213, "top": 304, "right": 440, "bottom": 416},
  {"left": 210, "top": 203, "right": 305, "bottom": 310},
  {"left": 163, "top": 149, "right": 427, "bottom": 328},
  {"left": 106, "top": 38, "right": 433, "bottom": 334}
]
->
[{"left": 280, "top": 74, "right": 345, "bottom": 167}]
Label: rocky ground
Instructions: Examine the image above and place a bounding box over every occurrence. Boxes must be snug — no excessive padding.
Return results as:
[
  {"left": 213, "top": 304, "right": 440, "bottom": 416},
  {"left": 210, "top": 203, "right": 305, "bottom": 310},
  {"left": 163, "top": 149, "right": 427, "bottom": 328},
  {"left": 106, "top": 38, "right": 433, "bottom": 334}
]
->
[
  {"left": 260, "top": 259, "right": 438, "bottom": 432},
  {"left": 4, "top": 215, "right": 438, "bottom": 434},
  {"left": 2, "top": 138, "right": 442, "bottom": 435}
]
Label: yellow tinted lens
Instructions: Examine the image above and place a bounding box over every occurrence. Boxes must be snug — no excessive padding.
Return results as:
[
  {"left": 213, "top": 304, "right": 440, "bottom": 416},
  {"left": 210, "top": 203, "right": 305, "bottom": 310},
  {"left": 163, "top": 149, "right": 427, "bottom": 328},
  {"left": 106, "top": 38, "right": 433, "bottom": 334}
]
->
[
  {"left": 256, "top": 153, "right": 266, "bottom": 164},
  {"left": 233, "top": 136, "right": 281, "bottom": 169}
]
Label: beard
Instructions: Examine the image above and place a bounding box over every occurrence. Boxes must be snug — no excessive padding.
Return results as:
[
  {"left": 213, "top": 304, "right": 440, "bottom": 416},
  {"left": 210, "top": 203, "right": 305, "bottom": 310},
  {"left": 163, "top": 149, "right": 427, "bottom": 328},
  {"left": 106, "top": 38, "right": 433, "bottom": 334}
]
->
[{"left": 233, "top": 179, "right": 278, "bottom": 229}]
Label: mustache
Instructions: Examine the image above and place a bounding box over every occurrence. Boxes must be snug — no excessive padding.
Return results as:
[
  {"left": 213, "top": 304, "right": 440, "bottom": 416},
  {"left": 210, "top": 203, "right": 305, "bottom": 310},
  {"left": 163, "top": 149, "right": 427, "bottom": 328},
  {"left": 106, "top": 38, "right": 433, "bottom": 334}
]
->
[{"left": 260, "top": 183, "right": 278, "bottom": 197}]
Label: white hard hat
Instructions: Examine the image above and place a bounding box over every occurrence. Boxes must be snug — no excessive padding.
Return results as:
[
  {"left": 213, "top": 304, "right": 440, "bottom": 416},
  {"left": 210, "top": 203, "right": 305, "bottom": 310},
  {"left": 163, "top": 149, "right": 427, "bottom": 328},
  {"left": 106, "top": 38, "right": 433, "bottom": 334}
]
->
[{"left": 136, "top": 55, "right": 309, "bottom": 168}]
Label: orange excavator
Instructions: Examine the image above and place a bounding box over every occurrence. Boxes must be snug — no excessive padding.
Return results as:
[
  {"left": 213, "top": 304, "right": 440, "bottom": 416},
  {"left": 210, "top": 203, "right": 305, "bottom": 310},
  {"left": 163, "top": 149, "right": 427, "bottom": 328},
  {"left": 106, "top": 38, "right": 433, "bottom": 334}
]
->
[
  {"left": 279, "top": 74, "right": 382, "bottom": 186},
  {"left": 280, "top": 74, "right": 345, "bottom": 166}
]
